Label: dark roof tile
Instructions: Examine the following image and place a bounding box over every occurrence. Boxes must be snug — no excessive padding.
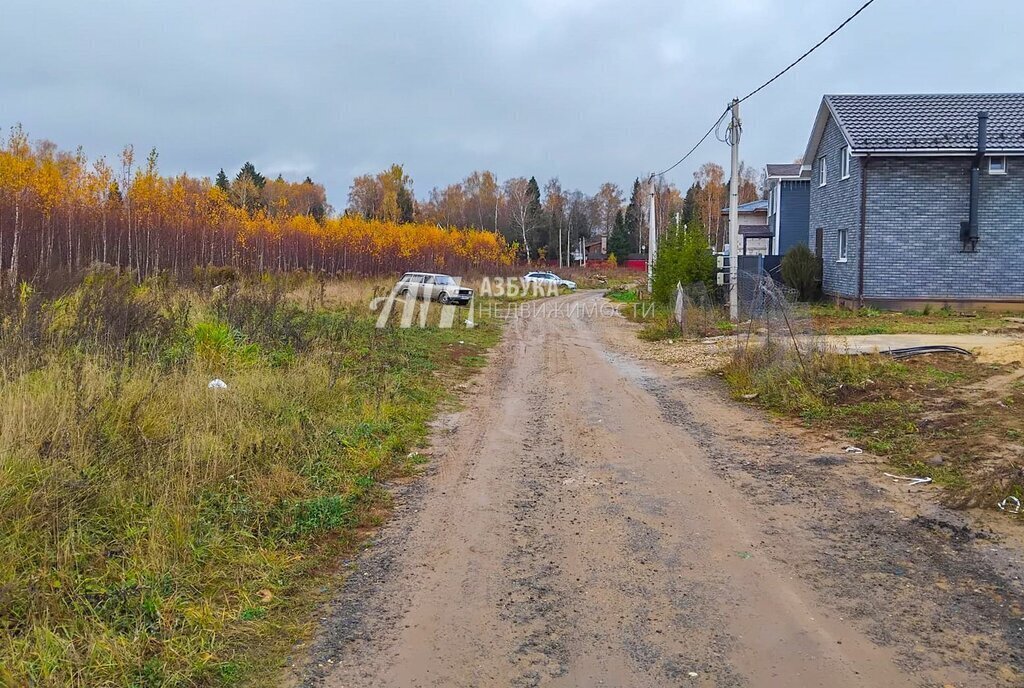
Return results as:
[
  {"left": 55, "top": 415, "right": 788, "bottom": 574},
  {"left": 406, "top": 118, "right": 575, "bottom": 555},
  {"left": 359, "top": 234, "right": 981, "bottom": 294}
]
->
[{"left": 826, "top": 93, "right": 1024, "bottom": 152}]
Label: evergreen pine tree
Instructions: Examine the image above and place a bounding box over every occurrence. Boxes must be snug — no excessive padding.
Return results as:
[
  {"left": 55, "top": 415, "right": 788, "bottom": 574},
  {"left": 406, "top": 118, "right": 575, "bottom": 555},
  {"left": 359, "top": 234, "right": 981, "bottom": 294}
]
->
[
  {"left": 607, "top": 209, "right": 631, "bottom": 263},
  {"left": 237, "top": 162, "right": 266, "bottom": 189},
  {"left": 682, "top": 182, "right": 700, "bottom": 224},
  {"left": 231, "top": 163, "right": 265, "bottom": 213},
  {"left": 214, "top": 168, "right": 230, "bottom": 193},
  {"left": 526, "top": 176, "right": 546, "bottom": 256},
  {"left": 624, "top": 178, "right": 643, "bottom": 251},
  {"left": 651, "top": 220, "right": 716, "bottom": 304},
  {"left": 397, "top": 185, "right": 415, "bottom": 223}
]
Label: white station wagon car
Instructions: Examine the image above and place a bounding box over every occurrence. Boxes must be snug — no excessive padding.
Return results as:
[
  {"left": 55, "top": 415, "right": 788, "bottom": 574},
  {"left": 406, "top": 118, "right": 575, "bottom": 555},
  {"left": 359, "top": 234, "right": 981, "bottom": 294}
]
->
[
  {"left": 392, "top": 272, "right": 473, "bottom": 305},
  {"left": 523, "top": 271, "right": 577, "bottom": 290}
]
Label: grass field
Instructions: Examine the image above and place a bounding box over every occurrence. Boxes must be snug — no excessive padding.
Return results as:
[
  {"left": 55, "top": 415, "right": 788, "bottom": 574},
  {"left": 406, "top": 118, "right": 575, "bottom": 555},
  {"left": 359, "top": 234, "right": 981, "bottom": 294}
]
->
[
  {"left": 0, "top": 270, "right": 500, "bottom": 686},
  {"left": 809, "top": 303, "right": 1023, "bottom": 336}
]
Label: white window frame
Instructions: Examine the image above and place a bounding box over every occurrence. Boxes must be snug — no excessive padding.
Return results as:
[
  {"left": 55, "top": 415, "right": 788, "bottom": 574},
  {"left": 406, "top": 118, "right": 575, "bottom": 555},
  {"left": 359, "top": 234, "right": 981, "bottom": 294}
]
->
[
  {"left": 818, "top": 155, "right": 827, "bottom": 187},
  {"left": 989, "top": 156, "right": 1008, "bottom": 175},
  {"left": 840, "top": 146, "right": 851, "bottom": 179},
  {"left": 837, "top": 228, "right": 848, "bottom": 263}
]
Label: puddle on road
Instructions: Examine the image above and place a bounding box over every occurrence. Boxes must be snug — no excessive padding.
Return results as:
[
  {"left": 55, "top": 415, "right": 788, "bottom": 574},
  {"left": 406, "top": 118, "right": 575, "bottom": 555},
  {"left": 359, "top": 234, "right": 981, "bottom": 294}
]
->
[{"left": 600, "top": 349, "right": 660, "bottom": 387}]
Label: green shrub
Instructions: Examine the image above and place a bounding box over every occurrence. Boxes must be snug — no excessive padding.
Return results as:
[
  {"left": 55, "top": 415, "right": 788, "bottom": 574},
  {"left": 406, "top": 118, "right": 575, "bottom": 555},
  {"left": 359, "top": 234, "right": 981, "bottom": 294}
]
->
[
  {"left": 780, "top": 244, "right": 821, "bottom": 301},
  {"left": 651, "top": 220, "right": 715, "bottom": 305}
]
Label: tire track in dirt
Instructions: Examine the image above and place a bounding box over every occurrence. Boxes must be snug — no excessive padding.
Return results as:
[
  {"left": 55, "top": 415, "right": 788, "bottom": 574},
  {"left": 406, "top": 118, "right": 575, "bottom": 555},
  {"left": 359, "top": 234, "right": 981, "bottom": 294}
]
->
[
  {"left": 499, "top": 330, "right": 577, "bottom": 686},
  {"left": 635, "top": 372, "right": 1024, "bottom": 682}
]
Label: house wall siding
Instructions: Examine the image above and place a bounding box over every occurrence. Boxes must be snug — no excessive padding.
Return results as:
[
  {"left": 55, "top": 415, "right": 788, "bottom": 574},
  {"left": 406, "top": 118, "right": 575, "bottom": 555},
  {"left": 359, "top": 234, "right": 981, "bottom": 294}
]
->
[
  {"left": 778, "top": 179, "right": 810, "bottom": 256},
  {"left": 864, "top": 157, "right": 1024, "bottom": 299},
  {"left": 809, "top": 115, "right": 861, "bottom": 298}
]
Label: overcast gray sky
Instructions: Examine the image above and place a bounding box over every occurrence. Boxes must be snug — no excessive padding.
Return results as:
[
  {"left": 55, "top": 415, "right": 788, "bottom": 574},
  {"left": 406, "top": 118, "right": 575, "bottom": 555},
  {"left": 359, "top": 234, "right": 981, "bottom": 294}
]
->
[{"left": 2, "top": 0, "right": 1021, "bottom": 205}]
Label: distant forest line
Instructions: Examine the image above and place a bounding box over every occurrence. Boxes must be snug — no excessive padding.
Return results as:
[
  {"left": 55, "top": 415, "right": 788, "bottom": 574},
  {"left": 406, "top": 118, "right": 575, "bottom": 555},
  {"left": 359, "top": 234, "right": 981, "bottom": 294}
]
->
[
  {"left": 0, "top": 124, "right": 765, "bottom": 285},
  {"left": 0, "top": 126, "right": 513, "bottom": 286}
]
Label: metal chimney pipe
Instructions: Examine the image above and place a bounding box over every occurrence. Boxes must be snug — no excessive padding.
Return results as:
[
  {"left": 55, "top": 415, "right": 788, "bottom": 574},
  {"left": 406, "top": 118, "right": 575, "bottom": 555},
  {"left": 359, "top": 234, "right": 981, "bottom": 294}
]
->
[{"left": 968, "top": 111, "right": 988, "bottom": 242}]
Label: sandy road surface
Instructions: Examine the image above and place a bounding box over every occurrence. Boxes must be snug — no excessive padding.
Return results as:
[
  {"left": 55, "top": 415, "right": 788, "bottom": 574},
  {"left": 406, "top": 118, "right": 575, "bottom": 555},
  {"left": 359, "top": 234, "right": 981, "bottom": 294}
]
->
[{"left": 294, "top": 291, "right": 1024, "bottom": 688}]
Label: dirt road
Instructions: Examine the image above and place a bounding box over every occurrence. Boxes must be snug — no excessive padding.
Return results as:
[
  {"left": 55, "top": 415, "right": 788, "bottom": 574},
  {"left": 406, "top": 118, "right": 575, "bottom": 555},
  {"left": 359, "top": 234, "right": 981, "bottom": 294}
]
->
[{"left": 296, "top": 291, "right": 1024, "bottom": 687}]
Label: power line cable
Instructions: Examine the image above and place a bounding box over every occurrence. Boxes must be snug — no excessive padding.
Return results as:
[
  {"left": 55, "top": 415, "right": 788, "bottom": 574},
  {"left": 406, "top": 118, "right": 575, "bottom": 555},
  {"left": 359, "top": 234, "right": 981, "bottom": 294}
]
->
[
  {"left": 653, "top": 0, "right": 878, "bottom": 178},
  {"left": 653, "top": 106, "right": 729, "bottom": 177},
  {"left": 738, "top": 0, "right": 877, "bottom": 104}
]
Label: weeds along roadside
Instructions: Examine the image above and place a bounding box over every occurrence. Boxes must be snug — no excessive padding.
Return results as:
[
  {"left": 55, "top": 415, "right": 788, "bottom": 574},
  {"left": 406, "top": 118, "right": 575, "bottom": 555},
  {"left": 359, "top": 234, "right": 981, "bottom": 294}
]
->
[
  {"left": 606, "top": 285, "right": 735, "bottom": 341},
  {"left": 722, "top": 340, "right": 1024, "bottom": 510},
  {"left": 0, "top": 267, "right": 499, "bottom": 687}
]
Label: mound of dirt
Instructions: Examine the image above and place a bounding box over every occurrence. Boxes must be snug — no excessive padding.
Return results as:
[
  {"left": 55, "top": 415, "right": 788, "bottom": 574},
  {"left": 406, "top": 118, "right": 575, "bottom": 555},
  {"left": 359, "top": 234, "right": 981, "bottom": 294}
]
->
[{"left": 978, "top": 342, "right": 1024, "bottom": 366}]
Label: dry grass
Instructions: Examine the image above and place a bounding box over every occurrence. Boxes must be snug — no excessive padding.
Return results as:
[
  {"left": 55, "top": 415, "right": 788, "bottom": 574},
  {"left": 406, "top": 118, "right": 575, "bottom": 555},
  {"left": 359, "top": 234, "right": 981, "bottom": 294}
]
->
[
  {"left": 724, "top": 343, "right": 1024, "bottom": 510},
  {"left": 289, "top": 277, "right": 393, "bottom": 310},
  {"left": 0, "top": 270, "right": 499, "bottom": 686},
  {"left": 811, "top": 303, "right": 1024, "bottom": 336}
]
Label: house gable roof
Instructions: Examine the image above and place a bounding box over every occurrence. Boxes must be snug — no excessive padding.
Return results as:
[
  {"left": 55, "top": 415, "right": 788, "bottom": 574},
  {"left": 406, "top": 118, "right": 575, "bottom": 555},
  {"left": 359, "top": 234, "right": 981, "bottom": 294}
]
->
[
  {"left": 802, "top": 93, "right": 1024, "bottom": 165},
  {"left": 719, "top": 199, "right": 768, "bottom": 215},
  {"left": 765, "top": 163, "right": 803, "bottom": 179}
]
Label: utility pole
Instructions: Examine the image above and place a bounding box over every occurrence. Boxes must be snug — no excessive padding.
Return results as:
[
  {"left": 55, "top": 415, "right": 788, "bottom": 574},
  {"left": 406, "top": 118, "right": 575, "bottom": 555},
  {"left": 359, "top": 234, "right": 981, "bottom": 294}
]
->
[
  {"left": 566, "top": 223, "right": 571, "bottom": 268},
  {"left": 727, "top": 98, "right": 741, "bottom": 321},
  {"left": 647, "top": 175, "right": 657, "bottom": 293}
]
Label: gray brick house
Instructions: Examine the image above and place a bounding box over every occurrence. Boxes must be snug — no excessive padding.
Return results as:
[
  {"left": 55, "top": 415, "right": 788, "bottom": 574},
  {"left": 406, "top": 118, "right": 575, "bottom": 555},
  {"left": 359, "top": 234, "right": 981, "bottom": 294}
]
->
[{"left": 803, "top": 93, "right": 1024, "bottom": 309}]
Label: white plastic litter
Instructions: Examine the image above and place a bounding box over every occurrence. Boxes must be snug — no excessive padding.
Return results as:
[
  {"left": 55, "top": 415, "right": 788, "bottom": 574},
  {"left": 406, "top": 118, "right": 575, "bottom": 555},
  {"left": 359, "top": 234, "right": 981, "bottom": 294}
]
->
[
  {"left": 844, "top": 446, "right": 864, "bottom": 454},
  {"left": 883, "top": 472, "right": 932, "bottom": 486},
  {"left": 207, "top": 378, "right": 228, "bottom": 390},
  {"left": 465, "top": 318, "right": 475, "bottom": 328},
  {"left": 998, "top": 496, "right": 1022, "bottom": 514}
]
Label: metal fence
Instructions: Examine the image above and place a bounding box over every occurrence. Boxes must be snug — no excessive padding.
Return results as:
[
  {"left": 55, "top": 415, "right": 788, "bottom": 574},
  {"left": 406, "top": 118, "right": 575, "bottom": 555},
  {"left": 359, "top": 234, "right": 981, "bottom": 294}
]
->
[{"left": 736, "top": 255, "right": 782, "bottom": 320}]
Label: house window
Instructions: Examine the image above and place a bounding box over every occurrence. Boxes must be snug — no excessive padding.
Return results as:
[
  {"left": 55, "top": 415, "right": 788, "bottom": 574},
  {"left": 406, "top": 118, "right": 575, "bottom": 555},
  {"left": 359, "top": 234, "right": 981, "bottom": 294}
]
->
[
  {"left": 818, "top": 155, "right": 827, "bottom": 186},
  {"left": 990, "top": 156, "right": 1007, "bottom": 175},
  {"left": 837, "top": 228, "right": 848, "bottom": 262},
  {"left": 840, "top": 146, "right": 851, "bottom": 179}
]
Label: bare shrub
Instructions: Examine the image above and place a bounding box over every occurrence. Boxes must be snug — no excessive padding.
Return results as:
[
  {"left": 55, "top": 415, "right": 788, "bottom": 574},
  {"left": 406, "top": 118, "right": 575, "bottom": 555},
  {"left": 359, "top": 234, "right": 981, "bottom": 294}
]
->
[
  {"left": 65, "top": 268, "right": 173, "bottom": 353},
  {"left": 212, "top": 281, "right": 307, "bottom": 351},
  {"left": 1, "top": 268, "right": 174, "bottom": 374}
]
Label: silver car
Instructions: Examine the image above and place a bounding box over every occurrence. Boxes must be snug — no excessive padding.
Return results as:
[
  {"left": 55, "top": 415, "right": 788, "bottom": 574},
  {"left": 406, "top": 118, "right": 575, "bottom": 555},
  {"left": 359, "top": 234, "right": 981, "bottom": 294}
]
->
[
  {"left": 523, "top": 271, "right": 577, "bottom": 290},
  {"left": 393, "top": 272, "right": 474, "bottom": 305}
]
